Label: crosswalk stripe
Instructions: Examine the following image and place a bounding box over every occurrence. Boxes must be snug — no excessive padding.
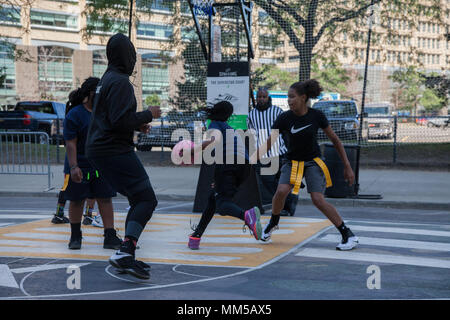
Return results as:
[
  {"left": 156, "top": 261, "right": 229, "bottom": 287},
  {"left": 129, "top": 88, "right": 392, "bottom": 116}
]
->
[
  {"left": 296, "top": 248, "right": 450, "bottom": 269},
  {"left": 320, "top": 234, "right": 450, "bottom": 251},
  {"left": 349, "top": 225, "right": 450, "bottom": 237},
  {"left": 0, "top": 215, "right": 51, "bottom": 219}
]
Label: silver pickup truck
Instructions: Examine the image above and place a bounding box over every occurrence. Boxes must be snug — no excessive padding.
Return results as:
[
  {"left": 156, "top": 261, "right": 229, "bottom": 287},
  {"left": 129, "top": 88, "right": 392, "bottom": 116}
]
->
[{"left": 365, "top": 102, "right": 394, "bottom": 139}]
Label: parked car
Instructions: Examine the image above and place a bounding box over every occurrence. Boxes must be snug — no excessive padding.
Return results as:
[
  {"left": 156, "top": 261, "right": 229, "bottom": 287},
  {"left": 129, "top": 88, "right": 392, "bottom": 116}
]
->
[
  {"left": 365, "top": 102, "right": 394, "bottom": 139},
  {"left": 0, "top": 101, "right": 66, "bottom": 144},
  {"left": 135, "top": 113, "right": 206, "bottom": 151},
  {"left": 312, "top": 100, "right": 368, "bottom": 141},
  {"left": 426, "top": 117, "right": 449, "bottom": 128}
]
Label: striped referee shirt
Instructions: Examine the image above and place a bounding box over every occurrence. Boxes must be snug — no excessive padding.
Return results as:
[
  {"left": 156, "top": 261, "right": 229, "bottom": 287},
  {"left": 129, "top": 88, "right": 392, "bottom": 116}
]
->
[{"left": 247, "top": 105, "right": 287, "bottom": 158}]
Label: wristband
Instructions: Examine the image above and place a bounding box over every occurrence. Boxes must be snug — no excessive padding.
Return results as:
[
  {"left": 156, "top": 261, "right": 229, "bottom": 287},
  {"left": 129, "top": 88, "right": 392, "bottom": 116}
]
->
[{"left": 70, "top": 165, "right": 78, "bottom": 170}]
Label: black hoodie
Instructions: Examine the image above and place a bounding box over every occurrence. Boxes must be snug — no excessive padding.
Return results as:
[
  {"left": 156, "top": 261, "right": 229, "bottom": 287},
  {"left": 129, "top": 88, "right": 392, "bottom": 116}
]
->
[{"left": 86, "top": 33, "right": 153, "bottom": 158}]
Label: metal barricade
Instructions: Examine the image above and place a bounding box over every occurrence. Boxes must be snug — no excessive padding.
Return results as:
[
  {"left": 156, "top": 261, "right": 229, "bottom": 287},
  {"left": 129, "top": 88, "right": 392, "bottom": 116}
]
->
[{"left": 0, "top": 131, "right": 51, "bottom": 189}]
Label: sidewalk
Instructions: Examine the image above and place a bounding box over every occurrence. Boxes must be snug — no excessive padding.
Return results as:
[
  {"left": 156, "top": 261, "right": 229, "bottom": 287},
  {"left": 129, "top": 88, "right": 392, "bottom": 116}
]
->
[{"left": 0, "top": 165, "right": 449, "bottom": 210}]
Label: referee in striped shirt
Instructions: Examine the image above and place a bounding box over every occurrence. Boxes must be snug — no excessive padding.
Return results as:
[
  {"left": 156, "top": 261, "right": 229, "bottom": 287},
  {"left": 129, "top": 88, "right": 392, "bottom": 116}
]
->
[{"left": 247, "top": 88, "right": 299, "bottom": 216}]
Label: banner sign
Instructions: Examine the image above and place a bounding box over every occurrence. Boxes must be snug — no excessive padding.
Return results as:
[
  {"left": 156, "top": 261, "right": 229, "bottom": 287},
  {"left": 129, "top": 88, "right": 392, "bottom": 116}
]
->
[{"left": 207, "top": 62, "right": 249, "bottom": 130}]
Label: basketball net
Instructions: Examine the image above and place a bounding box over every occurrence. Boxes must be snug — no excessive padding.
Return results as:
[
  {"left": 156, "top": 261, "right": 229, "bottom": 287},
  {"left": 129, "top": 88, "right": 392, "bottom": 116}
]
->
[{"left": 192, "top": 0, "right": 214, "bottom": 17}]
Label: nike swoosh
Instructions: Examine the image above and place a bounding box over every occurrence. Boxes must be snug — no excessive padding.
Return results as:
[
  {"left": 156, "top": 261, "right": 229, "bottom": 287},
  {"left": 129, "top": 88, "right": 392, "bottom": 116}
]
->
[{"left": 291, "top": 124, "right": 312, "bottom": 134}]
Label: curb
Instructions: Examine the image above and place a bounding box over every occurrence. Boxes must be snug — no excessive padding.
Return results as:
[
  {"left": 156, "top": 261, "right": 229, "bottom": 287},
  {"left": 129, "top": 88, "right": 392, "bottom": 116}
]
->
[{"left": 1, "top": 191, "right": 448, "bottom": 211}]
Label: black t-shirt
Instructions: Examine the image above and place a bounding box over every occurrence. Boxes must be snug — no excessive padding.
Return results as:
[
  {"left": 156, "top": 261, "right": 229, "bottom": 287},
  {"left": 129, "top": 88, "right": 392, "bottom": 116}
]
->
[{"left": 272, "top": 108, "right": 329, "bottom": 161}]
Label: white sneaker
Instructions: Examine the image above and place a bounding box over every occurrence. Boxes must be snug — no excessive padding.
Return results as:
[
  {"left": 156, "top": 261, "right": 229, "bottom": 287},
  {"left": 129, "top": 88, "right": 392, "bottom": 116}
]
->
[
  {"left": 91, "top": 214, "right": 104, "bottom": 228},
  {"left": 261, "top": 223, "right": 279, "bottom": 242},
  {"left": 336, "top": 236, "right": 359, "bottom": 251}
]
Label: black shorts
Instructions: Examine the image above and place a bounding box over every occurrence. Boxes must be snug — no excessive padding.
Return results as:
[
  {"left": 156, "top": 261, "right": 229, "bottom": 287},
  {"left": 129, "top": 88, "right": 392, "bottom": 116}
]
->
[
  {"left": 88, "top": 151, "right": 153, "bottom": 198},
  {"left": 61, "top": 168, "right": 116, "bottom": 201}
]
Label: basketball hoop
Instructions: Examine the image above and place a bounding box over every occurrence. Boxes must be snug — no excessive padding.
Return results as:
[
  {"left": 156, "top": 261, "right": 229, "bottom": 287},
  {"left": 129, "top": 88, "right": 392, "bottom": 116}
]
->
[{"left": 192, "top": 0, "right": 214, "bottom": 17}]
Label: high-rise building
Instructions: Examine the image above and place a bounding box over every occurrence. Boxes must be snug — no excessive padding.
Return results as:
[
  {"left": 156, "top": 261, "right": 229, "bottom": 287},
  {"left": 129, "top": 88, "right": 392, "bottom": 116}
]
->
[{"left": 0, "top": 0, "right": 449, "bottom": 110}]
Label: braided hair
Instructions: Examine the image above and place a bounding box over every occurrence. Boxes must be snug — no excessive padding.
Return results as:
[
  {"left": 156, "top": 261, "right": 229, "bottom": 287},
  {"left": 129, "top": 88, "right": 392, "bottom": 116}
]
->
[{"left": 65, "top": 77, "right": 100, "bottom": 115}]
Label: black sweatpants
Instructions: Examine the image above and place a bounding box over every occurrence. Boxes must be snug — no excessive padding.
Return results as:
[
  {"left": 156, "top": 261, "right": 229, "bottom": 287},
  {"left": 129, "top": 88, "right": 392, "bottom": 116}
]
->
[{"left": 88, "top": 151, "right": 158, "bottom": 241}]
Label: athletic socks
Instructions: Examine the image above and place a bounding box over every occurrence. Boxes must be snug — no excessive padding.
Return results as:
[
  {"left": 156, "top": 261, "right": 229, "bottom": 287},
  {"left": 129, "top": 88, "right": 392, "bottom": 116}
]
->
[
  {"left": 337, "top": 222, "right": 354, "bottom": 241},
  {"left": 120, "top": 236, "right": 138, "bottom": 256},
  {"left": 70, "top": 223, "right": 82, "bottom": 238},
  {"left": 56, "top": 204, "right": 65, "bottom": 217},
  {"left": 266, "top": 214, "right": 280, "bottom": 231},
  {"left": 85, "top": 206, "right": 94, "bottom": 217}
]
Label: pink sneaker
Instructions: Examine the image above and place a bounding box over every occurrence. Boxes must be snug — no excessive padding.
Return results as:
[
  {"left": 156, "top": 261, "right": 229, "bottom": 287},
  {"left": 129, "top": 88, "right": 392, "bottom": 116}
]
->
[
  {"left": 188, "top": 236, "right": 201, "bottom": 250},
  {"left": 244, "top": 207, "right": 262, "bottom": 240}
]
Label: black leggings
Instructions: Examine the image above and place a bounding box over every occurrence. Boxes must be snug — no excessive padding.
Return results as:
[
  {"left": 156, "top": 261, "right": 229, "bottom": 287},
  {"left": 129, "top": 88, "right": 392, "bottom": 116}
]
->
[
  {"left": 193, "top": 164, "right": 250, "bottom": 237},
  {"left": 89, "top": 152, "right": 158, "bottom": 241}
]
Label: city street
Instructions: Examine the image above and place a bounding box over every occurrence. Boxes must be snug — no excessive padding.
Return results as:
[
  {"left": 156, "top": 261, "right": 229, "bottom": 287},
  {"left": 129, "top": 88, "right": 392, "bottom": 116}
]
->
[{"left": 0, "top": 196, "right": 448, "bottom": 300}]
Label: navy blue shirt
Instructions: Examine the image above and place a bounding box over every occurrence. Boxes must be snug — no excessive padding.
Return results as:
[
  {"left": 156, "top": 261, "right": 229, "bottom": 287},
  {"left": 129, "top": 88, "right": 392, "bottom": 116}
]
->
[
  {"left": 63, "top": 105, "right": 93, "bottom": 174},
  {"left": 207, "top": 121, "right": 249, "bottom": 164}
]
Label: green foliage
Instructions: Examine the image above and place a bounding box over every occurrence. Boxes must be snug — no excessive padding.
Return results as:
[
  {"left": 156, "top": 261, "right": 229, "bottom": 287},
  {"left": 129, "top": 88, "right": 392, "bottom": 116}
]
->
[
  {"left": 251, "top": 64, "right": 296, "bottom": 91},
  {"left": 311, "top": 57, "right": 351, "bottom": 93},
  {"left": 390, "top": 66, "right": 445, "bottom": 113},
  {"left": 145, "top": 93, "right": 161, "bottom": 106},
  {"left": 420, "top": 88, "right": 445, "bottom": 112}
]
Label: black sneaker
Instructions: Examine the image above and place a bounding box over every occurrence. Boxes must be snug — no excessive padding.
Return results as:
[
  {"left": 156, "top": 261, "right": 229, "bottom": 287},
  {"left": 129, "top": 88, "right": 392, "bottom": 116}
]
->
[
  {"left": 103, "top": 229, "right": 122, "bottom": 250},
  {"left": 82, "top": 215, "right": 93, "bottom": 226},
  {"left": 52, "top": 215, "right": 70, "bottom": 224},
  {"left": 68, "top": 234, "right": 82, "bottom": 250},
  {"left": 117, "top": 260, "right": 151, "bottom": 274},
  {"left": 109, "top": 251, "right": 150, "bottom": 280}
]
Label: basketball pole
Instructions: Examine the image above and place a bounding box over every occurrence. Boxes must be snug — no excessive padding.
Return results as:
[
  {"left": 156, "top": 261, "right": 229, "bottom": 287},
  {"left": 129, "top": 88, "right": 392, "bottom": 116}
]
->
[{"left": 128, "top": 0, "right": 134, "bottom": 39}]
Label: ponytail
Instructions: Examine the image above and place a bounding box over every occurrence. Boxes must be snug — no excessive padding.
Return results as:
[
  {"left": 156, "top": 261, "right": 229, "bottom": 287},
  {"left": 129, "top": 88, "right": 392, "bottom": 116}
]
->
[
  {"left": 65, "top": 77, "right": 100, "bottom": 115},
  {"left": 290, "top": 79, "right": 323, "bottom": 101}
]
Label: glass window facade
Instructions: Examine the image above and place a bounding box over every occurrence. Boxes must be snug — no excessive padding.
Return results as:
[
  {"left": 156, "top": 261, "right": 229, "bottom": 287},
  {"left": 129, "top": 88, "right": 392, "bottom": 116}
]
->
[
  {"left": 0, "top": 7, "right": 21, "bottom": 25},
  {"left": 0, "top": 43, "right": 16, "bottom": 99},
  {"left": 86, "top": 16, "right": 127, "bottom": 34},
  {"left": 137, "top": 23, "right": 173, "bottom": 39},
  {"left": 141, "top": 53, "right": 169, "bottom": 103},
  {"left": 31, "top": 10, "right": 78, "bottom": 29},
  {"left": 38, "top": 46, "right": 73, "bottom": 100},
  {"left": 137, "top": 0, "right": 173, "bottom": 12},
  {"left": 92, "top": 50, "right": 107, "bottom": 78}
]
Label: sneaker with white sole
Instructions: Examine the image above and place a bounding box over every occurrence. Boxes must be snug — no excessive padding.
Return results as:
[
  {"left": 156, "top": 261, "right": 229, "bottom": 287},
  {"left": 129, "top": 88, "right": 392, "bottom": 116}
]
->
[
  {"left": 91, "top": 214, "right": 103, "bottom": 228},
  {"left": 109, "top": 251, "right": 150, "bottom": 280},
  {"left": 244, "top": 207, "right": 262, "bottom": 240},
  {"left": 51, "top": 214, "right": 69, "bottom": 224},
  {"left": 336, "top": 236, "right": 359, "bottom": 251},
  {"left": 261, "top": 223, "right": 279, "bottom": 242}
]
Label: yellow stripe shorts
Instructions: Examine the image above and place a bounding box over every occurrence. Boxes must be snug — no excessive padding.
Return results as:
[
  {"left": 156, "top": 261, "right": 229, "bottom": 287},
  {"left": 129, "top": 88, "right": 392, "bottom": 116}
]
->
[{"left": 279, "top": 158, "right": 332, "bottom": 194}]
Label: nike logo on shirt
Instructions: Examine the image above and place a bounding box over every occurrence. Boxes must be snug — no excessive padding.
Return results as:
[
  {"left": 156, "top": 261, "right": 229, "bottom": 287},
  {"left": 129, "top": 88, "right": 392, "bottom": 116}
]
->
[{"left": 291, "top": 124, "right": 312, "bottom": 134}]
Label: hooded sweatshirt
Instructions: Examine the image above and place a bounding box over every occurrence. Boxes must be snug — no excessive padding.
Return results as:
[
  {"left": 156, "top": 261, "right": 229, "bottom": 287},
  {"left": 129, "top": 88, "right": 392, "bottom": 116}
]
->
[{"left": 86, "top": 33, "right": 153, "bottom": 158}]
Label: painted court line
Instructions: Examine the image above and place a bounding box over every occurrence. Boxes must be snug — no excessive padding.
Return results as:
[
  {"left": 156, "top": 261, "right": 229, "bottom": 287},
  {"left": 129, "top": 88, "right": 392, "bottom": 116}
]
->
[
  {"left": 296, "top": 248, "right": 450, "bottom": 269},
  {"left": 349, "top": 225, "right": 450, "bottom": 237},
  {"left": 320, "top": 234, "right": 450, "bottom": 251}
]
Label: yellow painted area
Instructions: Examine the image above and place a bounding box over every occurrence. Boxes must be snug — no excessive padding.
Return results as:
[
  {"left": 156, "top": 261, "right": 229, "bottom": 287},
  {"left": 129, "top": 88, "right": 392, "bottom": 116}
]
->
[{"left": 0, "top": 213, "right": 331, "bottom": 268}]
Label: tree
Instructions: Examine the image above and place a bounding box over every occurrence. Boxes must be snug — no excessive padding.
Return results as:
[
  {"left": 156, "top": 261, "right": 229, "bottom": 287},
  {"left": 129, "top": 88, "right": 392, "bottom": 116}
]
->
[
  {"left": 81, "top": 0, "right": 174, "bottom": 41},
  {"left": 251, "top": 64, "right": 296, "bottom": 91},
  {"left": 311, "top": 56, "right": 351, "bottom": 93},
  {"left": 252, "top": 0, "right": 444, "bottom": 82},
  {"left": 390, "top": 66, "right": 446, "bottom": 115},
  {"left": 145, "top": 93, "right": 161, "bottom": 106},
  {"left": 169, "top": 39, "right": 207, "bottom": 111},
  {"left": 420, "top": 88, "right": 444, "bottom": 113}
]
